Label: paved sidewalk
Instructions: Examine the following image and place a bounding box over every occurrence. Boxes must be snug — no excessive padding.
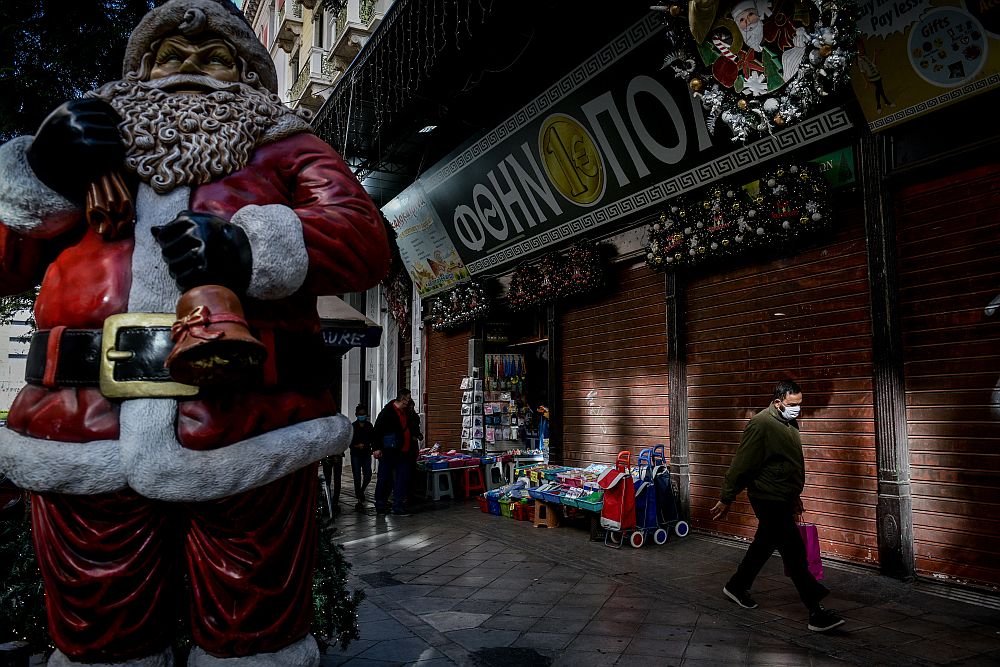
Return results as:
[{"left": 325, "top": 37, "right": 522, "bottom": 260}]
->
[{"left": 321, "top": 494, "right": 1000, "bottom": 667}]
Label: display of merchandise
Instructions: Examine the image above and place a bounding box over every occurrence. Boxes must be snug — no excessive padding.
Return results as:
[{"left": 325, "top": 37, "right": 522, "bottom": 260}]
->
[{"left": 460, "top": 374, "right": 485, "bottom": 450}]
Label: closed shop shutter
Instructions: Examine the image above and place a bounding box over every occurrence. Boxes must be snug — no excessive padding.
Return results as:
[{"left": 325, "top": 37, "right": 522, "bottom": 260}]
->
[
  {"left": 425, "top": 327, "right": 470, "bottom": 450},
  {"left": 685, "top": 202, "right": 878, "bottom": 565},
  {"left": 559, "top": 262, "right": 670, "bottom": 468},
  {"left": 896, "top": 164, "right": 1000, "bottom": 588}
]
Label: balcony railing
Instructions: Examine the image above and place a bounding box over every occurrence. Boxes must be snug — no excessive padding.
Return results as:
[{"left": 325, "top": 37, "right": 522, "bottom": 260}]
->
[
  {"left": 290, "top": 61, "right": 311, "bottom": 102},
  {"left": 360, "top": 0, "right": 377, "bottom": 24}
]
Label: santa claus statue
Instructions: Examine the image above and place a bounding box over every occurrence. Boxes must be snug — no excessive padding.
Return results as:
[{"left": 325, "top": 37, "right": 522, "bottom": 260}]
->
[{"left": 0, "top": 0, "right": 389, "bottom": 665}]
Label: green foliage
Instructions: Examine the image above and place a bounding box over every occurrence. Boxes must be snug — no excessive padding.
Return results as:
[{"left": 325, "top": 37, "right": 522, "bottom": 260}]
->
[
  {"left": 312, "top": 513, "right": 365, "bottom": 652},
  {"left": 0, "top": 500, "right": 51, "bottom": 655},
  {"left": 0, "top": 0, "right": 156, "bottom": 143},
  {"left": 0, "top": 288, "right": 37, "bottom": 327}
]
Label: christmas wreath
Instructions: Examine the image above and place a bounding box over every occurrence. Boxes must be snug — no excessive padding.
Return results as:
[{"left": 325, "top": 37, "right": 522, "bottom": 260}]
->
[
  {"left": 430, "top": 281, "right": 490, "bottom": 332},
  {"left": 507, "top": 241, "right": 606, "bottom": 311},
  {"left": 646, "top": 162, "right": 831, "bottom": 270},
  {"left": 657, "top": 0, "right": 859, "bottom": 140}
]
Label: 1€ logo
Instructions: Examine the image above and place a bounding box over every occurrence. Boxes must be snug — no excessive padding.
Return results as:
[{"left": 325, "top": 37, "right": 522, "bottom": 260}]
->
[{"left": 538, "top": 114, "right": 606, "bottom": 207}]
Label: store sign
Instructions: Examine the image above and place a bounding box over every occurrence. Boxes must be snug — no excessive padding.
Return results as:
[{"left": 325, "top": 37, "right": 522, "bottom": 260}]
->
[
  {"left": 382, "top": 184, "right": 471, "bottom": 297},
  {"left": 385, "top": 12, "right": 855, "bottom": 276},
  {"left": 852, "top": 0, "right": 1000, "bottom": 131}
]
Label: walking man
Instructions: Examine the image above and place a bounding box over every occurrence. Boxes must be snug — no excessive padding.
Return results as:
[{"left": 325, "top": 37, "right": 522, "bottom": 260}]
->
[
  {"left": 373, "top": 389, "right": 414, "bottom": 516},
  {"left": 350, "top": 404, "right": 375, "bottom": 509},
  {"left": 711, "top": 380, "right": 846, "bottom": 632}
]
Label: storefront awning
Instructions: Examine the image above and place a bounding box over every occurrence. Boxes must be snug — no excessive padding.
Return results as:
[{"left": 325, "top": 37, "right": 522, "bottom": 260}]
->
[{"left": 317, "top": 296, "right": 382, "bottom": 349}]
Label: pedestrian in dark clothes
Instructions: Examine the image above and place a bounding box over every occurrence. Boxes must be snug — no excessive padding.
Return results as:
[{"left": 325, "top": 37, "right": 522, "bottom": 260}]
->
[
  {"left": 350, "top": 404, "right": 375, "bottom": 510},
  {"left": 373, "top": 388, "right": 414, "bottom": 516},
  {"left": 711, "top": 379, "right": 846, "bottom": 633}
]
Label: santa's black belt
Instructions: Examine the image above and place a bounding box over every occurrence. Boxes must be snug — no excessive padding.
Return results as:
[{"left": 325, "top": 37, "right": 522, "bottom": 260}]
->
[{"left": 25, "top": 316, "right": 327, "bottom": 398}]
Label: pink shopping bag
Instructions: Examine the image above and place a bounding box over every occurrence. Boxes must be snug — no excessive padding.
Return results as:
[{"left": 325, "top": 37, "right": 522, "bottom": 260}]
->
[{"left": 784, "top": 522, "right": 824, "bottom": 580}]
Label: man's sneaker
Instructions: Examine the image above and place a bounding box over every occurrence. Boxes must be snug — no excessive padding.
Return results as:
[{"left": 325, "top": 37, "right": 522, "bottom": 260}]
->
[
  {"left": 723, "top": 586, "right": 758, "bottom": 609},
  {"left": 808, "top": 607, "right": 845, "bottom": 632},
  {"left": 391, "top": 510, "right": 412, "bottom": 517}
]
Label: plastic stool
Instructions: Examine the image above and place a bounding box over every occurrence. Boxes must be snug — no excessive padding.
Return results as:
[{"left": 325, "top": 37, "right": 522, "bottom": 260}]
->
[
  {"left": 459, "top": 467, "right": 486, "bottom": 498},
  {"left": 425, "top": 469, "right": 454, "bottom": 501},
  {"left": 532, "top": 500, "right": 560, "bottom": 528},
  {"left": 484, "top": 463, "right": 505, "bottom": 491}
]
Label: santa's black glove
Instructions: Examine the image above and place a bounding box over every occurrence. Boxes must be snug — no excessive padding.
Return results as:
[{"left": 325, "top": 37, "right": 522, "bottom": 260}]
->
[
  {"left": 26, "top": 99, "right": 125, "bottom": 203},
  {"left": 151, "top": 211, "right": 252, "bottom": 294}
]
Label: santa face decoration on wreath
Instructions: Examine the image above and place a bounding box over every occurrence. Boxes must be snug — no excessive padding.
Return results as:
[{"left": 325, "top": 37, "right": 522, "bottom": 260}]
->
[{"left": 700, "top": 0, "right": 815, "bottom": 96}]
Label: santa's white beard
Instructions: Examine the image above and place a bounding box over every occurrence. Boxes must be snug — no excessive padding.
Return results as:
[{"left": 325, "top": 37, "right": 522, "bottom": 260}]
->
[
  {"left": 742, "top": 21, "right": 765, "bottom": 52},
  {"left": 89, "top": 75, "right": 290, "bottom": 193}
]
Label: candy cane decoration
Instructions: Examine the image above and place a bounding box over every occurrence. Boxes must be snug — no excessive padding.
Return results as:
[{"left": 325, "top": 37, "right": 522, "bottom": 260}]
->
[{"left": 714, "top": 36, "right": 739, "bottom": 62}]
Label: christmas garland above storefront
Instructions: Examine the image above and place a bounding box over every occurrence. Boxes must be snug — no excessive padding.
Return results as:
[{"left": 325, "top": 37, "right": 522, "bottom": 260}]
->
[
  {"left": 656, "top": 0, "right": 859, "bottom": 141},
  {"left": 646, "top": 162, "right": 831, "bottom": 270},
  {"left": 430, "top": 280, "right": 490, "bottom": 332},
  {"left": 507, "top": 241, "right": 606, "bottom": 311}
]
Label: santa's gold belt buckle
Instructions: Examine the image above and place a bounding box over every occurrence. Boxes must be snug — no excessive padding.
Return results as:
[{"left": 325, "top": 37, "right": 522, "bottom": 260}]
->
[{"left": 99, "top": 313, "right": 199, "bottom": 399}]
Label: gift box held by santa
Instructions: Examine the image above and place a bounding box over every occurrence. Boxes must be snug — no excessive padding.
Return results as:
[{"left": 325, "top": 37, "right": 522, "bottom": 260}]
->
[{"left": 0, "top": 0, "right": 390, "bottom": 664}]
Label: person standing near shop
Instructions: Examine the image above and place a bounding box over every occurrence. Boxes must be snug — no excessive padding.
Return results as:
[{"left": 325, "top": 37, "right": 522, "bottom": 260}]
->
[
  {"left": 350, "top": 404, "right": 375, "bottom": 510},
  {"left": 373, "top": 388, "right": 414, "bottom": 516},
  {"left": 320, "top": 451, "right": 344, "bottom": 515},
  {"left": 711, "top": 380, "right": 846, "bottom": 633}
]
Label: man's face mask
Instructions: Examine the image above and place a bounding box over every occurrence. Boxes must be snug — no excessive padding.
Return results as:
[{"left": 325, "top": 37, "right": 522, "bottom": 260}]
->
[
  {"left": 356, "top": 415, "right": 368, "bottom": 422},
  {"left": 778, "top": 400, "right": 801, "bottom": 420}
]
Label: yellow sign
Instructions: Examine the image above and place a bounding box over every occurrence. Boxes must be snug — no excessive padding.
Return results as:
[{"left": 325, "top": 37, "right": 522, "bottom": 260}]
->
[
  {"left": 538, "top": 114, "right": 606, "bottom": 206},
  {"left": 852, "top": 0, "right": 1000, "bottom": 131}
]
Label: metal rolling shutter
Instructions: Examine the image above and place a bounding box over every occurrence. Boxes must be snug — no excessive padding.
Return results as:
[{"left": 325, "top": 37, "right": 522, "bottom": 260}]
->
[
  {"left": 896, "top": 164, "right": 1000, "bottom": 589},
  {"left": 425, "top": 327, "right": 470, "bottom": 450},
  {"left": 559, "top": 262, "right": 670, "bottom": 468},
  {"left": 685, "top": 203, "right": 878, "bottom": 565}
]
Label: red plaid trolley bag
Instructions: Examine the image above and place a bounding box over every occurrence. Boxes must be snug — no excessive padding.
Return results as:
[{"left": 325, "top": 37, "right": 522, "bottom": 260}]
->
[{"left": 599, "top": 450, "right": 636, "bottom": 548}]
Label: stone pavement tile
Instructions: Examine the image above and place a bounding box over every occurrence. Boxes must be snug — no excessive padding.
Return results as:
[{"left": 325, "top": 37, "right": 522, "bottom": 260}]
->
[
  {"left": 444, "top": 628, "right": 520, "bottom": 651},
  {"left": 550, "top": 651, "right": 620, "bottom": 667},
  {"left": 482, "top": 615, "right": 538, "bottom": 631},
  {"left": 632, "top": 623, "right": 694, "bottom": 642},
  {"left": 745, "top": 636, "right": 815, "bottom": 666},
  {"left": 582, "top": 619, "right": 639, "bottom": 637},
  {"left": 601, "top": 595, "right": 656, "bottom": 610},
  {"left": 399, "top": 596, "right": 460, "bottom": 615},
  {"left": 357, "top": 603, "right": 392, "bottom": 623},
  {"left": 559, "top": 593, "right": 610, "bottom": 608},
  {"left": 643, "top": 606, "right": 702, "bottom": 626},
  {"left": 689, "top": 627, "right": 751, "bottom": 646},
  {"left": 892, "top": 637, "right": 977, "bottom": 663},
  {"left": 412, "top": 574, "right": 460, "bottom": 586},
  {"left": 592, "top": 607, "right": 646, "bottom": 624},
  {"left": 337, "top": 659, "right": 400, "bottom": 667},
  {"left": 503, "top": 602, "right": 554, "bottom": 617},
  {"left": 359, "top": 637, "right": 443, "bottom": 663},
  {"left": 565, "top": 632, "right": 630, "bottom": 654},
  {"left": 875, "top": 600, "right": 931, "bottom": 617},
  {"left": 419, "top": 611, "right": 491, "bottom": 633},
  {"left": 766, "top": 602, "right": 814, "bottom": 623},
  {"left": 321, "top": 640, "right": 378, "bottom": 665},
  {"left": 546, "top": 605, "right": 599, "bottom": 620},
  {"left": 412, "top": 659, "right": 458, "bottom": 667},
  {"left": 883, "top": 615, "right": 958, "bottom": 638},
  {"left": 682, "top": 641, "right": 748, "bottom": 662},
  {"left": 841, "top": 605, "right": 908, "bottom": 626},
  {"left": 623, "top": 637, "right": 688, "bottom": 658},
  {"left": 848, "top": 625, "right": 923, "bottom": 648},
  {"left": 468, "top": 587, "right": 521, "bottom": 602},
  {"left": 528, "top": 616, "right": 589, "bottom": 635},
  {"left": 680, "top": 657, "right": 745, "bottom": 666},
  {"left": 426, "top": 585, "right": 478, "bottom": 599},
  {"left": 919, "top": 612, "right": 984, "bottom": 629},
  {"left": 428, "top": 566, "right": 477, "bottom": 577},
  {"left": 358, "top": 619, "right": 415, "bottom": 641},
  {"left": 450, "top": 574, "right": 503, "bottom": 587},
  {"left": 379, "top": 584, "right": 439, "bottom": 599},
  {"left": 451, "top": 598, "right": 507, "bottom": 615},
  {"left": 569, "top": 581, "right": 618, "bottom": 595},
  {"left": 948, "top": 629, "right": 1000, "bottom": 653},
  {"left": 520, "top": 588, "right": 570, "bottom": 604},
  {"left": 512, "top": 631, "right": 575, "bottom": 651},
  {"left": 950, "top": 653, "right": 1000, "bottom": 667}
]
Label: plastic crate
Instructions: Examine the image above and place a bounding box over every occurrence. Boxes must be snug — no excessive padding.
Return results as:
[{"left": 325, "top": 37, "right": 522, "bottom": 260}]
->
[
  {"left": 499, "top": 498, "right": 515, "bottom": 518},
  {"left": 476, "top": 496, "right": 489, "bottom": 513},
  {"left": 487, "top": 497, "right": 501, "bottom": 515},
  {"left": 576, "top": 492, "right": 604, "bottom": 513},
  {"left": 527, "top": 488, "right": 546, "bottom": 501},
  {"left": 513, "top": 501, "right": 534, "bottom": 522},
  {"left": 430, "top": 460, "right": 450, "bottom": 470}
]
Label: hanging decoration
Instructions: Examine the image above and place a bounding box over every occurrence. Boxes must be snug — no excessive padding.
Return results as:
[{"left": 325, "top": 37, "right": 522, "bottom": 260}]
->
[
  {"left": 430, "top": 280, "right": 490, "bottom": 332},
  {"left": 646, "top": 162, "right": 830, "bottom": 271},
  {"left": 507, "top": 241, "right": 607, "bottom": 311},
  {"left": 381, "top": 262, "right": 412, "bottom": 341},
  {"left": 656, "top": 0, "right": 859, "bottom": 141}
]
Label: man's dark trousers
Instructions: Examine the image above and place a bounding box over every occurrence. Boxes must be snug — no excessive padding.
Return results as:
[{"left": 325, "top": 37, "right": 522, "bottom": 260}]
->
[
  {"left": 374, "top": 450, "right": 409, "bottom": 513},
  {"left": 351, "top": 449, "right": 372, "bottom": 499},
  {"left": 726, "top": 497, "right": 828, "bottom": 610}
]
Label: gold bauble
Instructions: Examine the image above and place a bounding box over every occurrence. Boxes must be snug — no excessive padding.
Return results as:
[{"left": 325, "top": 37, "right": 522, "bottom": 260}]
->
[
  {"left": 732, "top": 202, "right": 740, "bottom": 210},
  {"left": 738, "top": 99, "right": 748, "bottom": 110},
  {"left": 721, "top": 239, "right": 730, "bottom": 246},
  {"left": 660, "top": 212, "right": 667, "bottom": 221},
  {"left": 670, "top": 4, "right": 682, "bottom": 16},
  {"left": 690, "top": 78, "right": 704, "bottom": 92},
  {"left": 774, "top": 115, "right": 785, "bottom": 126},
  {"left": 819, "top": 44, "right": 833, "bottom": 57},
  {"left": 800, "top": 216, "right": 810, "bottom": 224}
]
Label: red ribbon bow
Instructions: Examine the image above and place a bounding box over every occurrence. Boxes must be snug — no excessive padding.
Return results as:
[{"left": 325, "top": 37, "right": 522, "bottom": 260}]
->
[{"left": 735, "top": 49, "right": 766, "bottom": 80}]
